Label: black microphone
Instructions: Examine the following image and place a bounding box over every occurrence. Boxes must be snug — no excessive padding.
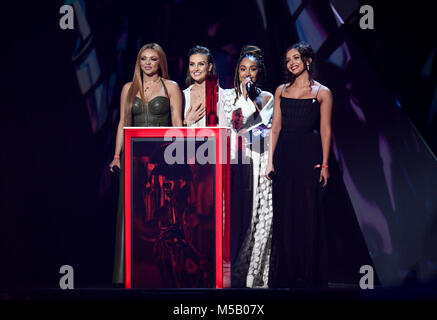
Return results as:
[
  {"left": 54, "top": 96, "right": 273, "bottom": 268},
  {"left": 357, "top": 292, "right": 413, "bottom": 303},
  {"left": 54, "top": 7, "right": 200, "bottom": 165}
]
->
[
  {"left": 112, "top": 166, "right": 120, "bottom": 174},
  {"left": 246, "top": 79, "right": 259, "bottom": 101},
  {"left": 246, "top": 80, "right": 253, "bottom": 93}
]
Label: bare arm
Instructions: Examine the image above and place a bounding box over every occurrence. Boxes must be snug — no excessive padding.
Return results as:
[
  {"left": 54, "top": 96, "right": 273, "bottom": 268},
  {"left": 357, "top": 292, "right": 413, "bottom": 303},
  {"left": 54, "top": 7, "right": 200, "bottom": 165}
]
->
[
  {"left": 167, "top": 80, "right": 183, "bottom": 126},
  {"left": 266, "top": 85, "right": 283, "bottom": 177},
  {"left": 319, "top": 86, "right": 333, "bottom": 186},
  {"left": 109, "top": 82, "right": 131, "bottom": 171}
]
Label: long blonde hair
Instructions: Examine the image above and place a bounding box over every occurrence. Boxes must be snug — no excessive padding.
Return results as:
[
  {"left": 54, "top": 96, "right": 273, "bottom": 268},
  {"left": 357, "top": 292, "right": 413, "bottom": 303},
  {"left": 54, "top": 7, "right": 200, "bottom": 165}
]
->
[{"left": 124, "top": 43, "right": 170, "bottom": 126}]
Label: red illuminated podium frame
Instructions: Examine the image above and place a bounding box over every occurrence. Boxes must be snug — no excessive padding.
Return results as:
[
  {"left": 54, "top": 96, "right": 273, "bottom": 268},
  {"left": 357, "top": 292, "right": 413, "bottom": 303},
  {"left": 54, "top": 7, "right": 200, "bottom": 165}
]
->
[{"left": 124, "top": 127, "right": 231, "bottom": 289}]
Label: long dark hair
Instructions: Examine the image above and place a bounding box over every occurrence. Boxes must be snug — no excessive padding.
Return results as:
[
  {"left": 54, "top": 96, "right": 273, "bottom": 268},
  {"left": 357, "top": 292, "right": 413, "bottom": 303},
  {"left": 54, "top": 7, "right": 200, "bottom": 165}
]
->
[
  {"left": 284, "top": 41, "right": 315, "bottom": 88},
  {"left": 185, "top": 45, "right": 217, "bottom": 88},
  {"left": 233, "top": 45, "right": 266, "bottom": 104}
]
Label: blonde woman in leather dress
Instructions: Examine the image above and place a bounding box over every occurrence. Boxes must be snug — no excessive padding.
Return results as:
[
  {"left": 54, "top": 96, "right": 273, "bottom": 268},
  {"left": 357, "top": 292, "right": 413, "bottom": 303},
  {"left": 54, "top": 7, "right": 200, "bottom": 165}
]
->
[{"left": 109, "top": 43, "right": 183, "bottom": 286}]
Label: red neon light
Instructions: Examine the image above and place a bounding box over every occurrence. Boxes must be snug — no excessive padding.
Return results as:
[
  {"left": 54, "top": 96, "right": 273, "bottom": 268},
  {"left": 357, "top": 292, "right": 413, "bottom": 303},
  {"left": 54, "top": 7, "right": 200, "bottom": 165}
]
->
[
  {"left": 124, "top": 128, "right": 132, "bottom": 289},
  {"left": 222, "top": 132, "right": 231, "bottom": 288},
  {"left": 215, "top": 129, "right": 223, "bottom": 288},
  {"left": 124, "top": 127, "right": 230, "bottom": 289}
]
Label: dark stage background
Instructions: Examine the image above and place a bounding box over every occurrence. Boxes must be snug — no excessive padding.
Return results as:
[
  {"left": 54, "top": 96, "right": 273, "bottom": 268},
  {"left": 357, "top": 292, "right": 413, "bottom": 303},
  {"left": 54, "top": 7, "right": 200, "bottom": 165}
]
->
[{"left": 1, "top": 0, "right": 437, "bottom": 295}]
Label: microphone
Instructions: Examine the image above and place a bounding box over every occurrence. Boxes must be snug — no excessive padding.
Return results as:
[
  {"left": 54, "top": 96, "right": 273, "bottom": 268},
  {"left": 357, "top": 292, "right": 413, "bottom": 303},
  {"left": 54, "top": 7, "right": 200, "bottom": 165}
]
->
[
  {"left": 245, "top": 77, "right": 259, "bottom": 101},
  {"left": 112, "top": 166, "right": 120, "bottom": 174},
  {"left": 246, "top": 80, "right": 253, "bottom": 93}
]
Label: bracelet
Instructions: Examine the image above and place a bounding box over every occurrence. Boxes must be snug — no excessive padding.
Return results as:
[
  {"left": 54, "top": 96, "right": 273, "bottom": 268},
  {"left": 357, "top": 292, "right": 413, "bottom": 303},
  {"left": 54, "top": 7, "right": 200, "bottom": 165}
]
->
[
  {"left": 314, "top": 164, "right": 328, "bottom": 168},
  {"left": 114, "top": 155, "right": 120, "bottom": 159}
]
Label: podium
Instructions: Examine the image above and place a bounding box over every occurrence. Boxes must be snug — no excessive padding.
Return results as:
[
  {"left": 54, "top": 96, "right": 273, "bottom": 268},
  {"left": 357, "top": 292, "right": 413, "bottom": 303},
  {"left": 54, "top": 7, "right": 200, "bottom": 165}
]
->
[{"left": 124, "top": 127, "right": 231, "bottom": 288}]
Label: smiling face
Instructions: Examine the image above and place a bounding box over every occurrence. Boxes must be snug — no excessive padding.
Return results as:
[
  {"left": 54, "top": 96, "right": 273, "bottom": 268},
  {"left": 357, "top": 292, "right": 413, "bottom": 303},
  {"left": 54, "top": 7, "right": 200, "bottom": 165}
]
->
[
  {"left": 189, "top": 53, "right": 211, "bottom": 84},
  {"left": 139, "top": 49, "right": 160, "bottom": 76},
  {"left": 286, "top": 48, "right": 311, "bottom": 76},
  {"left": 238, "top": 56, "right": 259, "bottom": 83}
]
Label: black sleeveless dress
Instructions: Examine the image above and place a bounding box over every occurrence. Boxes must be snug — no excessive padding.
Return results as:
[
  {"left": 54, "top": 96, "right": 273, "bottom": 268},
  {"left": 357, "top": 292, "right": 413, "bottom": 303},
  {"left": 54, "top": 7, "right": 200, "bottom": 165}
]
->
[
  {"left": 113, "top": 80, "right": 171, "bottom": 285},
  {"left": 268, "top": 95, "right": 328, "bottom": 288}
]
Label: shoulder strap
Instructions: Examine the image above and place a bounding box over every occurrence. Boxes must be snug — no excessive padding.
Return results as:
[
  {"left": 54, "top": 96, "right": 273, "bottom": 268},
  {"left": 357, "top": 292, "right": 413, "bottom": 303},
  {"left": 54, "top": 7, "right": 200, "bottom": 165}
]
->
[
  {"left": 315, "top": 84, "right": 322, "bottom": 99},
  {"left": 161, "top": 78, "right": 169, "bottom": 98}
]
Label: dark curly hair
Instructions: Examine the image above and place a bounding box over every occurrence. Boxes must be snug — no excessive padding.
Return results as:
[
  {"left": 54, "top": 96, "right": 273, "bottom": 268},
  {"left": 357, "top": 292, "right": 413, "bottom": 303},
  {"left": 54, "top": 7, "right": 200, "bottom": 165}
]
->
[
  {"left": 233, "top": 45, "right": 266, "bottom": 103},
  {"left": 284, "top": 41, "right": 315, "bottom": 88},
  {"left": 185, "top": 45, "right": 217, "bottom": 88}
]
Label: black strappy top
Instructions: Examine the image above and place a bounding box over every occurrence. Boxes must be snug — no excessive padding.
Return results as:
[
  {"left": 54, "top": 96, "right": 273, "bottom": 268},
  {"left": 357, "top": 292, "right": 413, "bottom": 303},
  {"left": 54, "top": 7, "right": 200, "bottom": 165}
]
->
[{"left": 279, "top": 84, "right": 322, "bottom": 134}]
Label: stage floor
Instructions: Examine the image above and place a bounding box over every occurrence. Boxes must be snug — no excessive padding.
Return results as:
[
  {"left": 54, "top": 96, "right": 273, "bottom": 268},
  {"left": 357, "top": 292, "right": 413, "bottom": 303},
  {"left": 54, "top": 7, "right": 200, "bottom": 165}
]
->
[{"left": 4, "top": 284, "right": 437, "bottom": 300}]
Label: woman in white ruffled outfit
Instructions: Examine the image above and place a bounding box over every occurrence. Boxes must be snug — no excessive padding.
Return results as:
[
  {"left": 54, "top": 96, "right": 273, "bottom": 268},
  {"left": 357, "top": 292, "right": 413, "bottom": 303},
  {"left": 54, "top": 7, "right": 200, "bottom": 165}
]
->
[{"left": 220, "top": 45, "right": 274, "bottom": 288}]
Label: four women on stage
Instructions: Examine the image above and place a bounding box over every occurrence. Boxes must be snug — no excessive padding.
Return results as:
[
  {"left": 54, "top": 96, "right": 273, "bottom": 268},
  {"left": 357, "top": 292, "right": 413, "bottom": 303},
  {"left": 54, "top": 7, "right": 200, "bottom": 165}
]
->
[{"left": 110, "top": 41, "right": 333, "bottom": 289}]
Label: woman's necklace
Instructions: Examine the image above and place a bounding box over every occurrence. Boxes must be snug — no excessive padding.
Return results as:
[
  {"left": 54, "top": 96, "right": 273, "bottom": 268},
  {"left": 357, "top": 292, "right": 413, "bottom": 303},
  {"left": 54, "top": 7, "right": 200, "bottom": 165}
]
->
[{"left": 143, "top": 76, "right": 161, "bottom": 97}]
